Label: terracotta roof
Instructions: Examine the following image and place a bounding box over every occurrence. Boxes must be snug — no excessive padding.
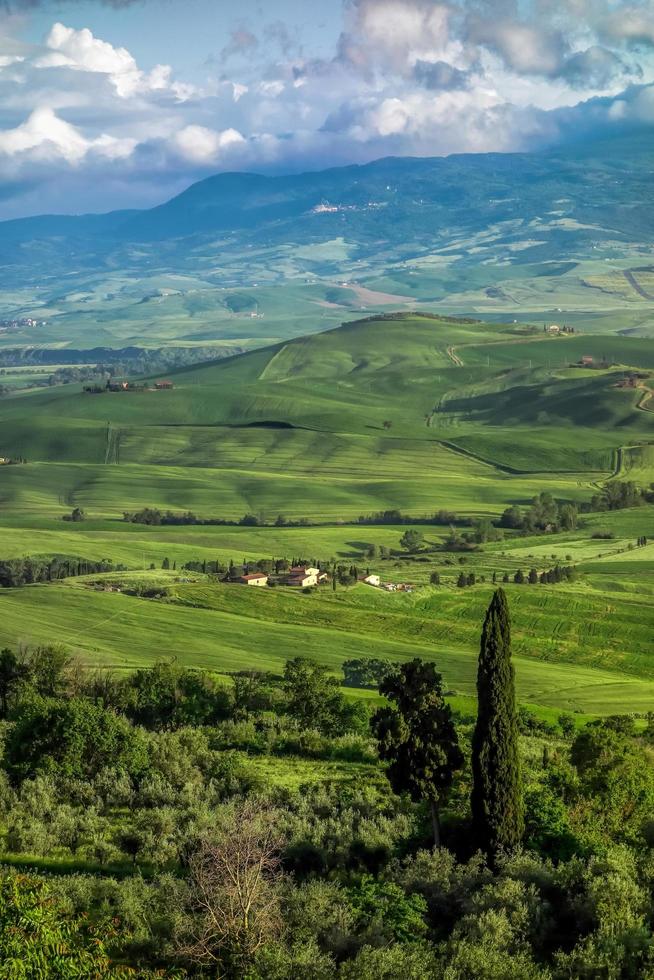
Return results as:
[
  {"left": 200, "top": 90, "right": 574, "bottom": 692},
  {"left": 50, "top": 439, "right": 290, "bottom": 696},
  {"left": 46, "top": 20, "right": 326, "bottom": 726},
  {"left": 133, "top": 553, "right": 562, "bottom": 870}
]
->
[{"left": 241, "top": 573, "right": 267, "bottom": 581}]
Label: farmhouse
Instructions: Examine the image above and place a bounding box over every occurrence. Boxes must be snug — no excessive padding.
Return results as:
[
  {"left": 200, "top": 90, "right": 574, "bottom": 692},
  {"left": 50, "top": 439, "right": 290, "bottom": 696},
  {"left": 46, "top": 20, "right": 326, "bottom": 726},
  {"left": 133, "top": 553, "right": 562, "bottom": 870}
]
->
[
  {"left": 287, "top": 566, "right": 321, "bottom": 587},
  {"left": 107, "top": 380, "right": 130, "bottom": 391},
  {"left": 362, "top": 573, "right": 381, "bottom": 587},
  {"left": 155, "top": 380, "right": 174, "bottom": 390},
  {"left": 382, "top": 581, "right": 414, "bottom": 593},
  {"left": 547, "top": 324, "right": 560, "bottom": 333},
  {"left": 580, "top": 355, "right": 594, "bottom": 366},
  {"left": 241, "top": 572, "right": 269, "bottom": 587}
]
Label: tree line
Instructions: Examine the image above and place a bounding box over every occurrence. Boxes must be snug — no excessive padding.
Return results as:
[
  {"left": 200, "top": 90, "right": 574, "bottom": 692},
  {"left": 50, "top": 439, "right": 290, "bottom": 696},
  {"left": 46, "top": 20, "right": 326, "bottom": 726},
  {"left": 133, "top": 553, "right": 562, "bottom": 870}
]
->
[
  {"left": 121, "top": 481, "right": 653, "bottom": 541},
  {"left": 0, "top": 555, "right": 125, "bottom": 588}
]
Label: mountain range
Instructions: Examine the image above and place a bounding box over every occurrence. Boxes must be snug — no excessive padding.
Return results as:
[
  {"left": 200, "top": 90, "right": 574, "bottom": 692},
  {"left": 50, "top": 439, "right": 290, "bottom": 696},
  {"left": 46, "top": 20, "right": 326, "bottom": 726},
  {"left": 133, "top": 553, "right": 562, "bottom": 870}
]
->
[{"left": 1, "top": 129, "right": 653, "bottom": 352}]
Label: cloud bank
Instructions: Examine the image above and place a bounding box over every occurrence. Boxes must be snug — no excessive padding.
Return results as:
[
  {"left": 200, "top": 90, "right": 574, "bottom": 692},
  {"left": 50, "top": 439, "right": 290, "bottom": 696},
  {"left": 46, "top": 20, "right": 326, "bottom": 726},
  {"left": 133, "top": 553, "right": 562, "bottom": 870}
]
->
[{"left": 0, "top": 1, "right": 653, "bottom": 217}]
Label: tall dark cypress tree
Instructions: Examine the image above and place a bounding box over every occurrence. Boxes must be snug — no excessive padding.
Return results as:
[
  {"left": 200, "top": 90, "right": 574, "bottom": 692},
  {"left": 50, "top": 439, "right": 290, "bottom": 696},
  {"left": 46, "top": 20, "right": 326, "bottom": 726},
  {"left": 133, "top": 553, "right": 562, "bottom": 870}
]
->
[{"left": 471, "top": 588, "right": 523, "bottom": 858}]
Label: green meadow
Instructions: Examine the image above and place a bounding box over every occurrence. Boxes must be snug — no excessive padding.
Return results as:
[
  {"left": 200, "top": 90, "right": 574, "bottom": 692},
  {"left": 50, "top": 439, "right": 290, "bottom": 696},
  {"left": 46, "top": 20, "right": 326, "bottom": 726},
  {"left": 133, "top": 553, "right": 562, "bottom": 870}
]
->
[
  {"left": 0, "top": 313, "right": 652, "bottom": 716},
  {"left": 1, "top": 575, "right": 653, "bottom": 714}
]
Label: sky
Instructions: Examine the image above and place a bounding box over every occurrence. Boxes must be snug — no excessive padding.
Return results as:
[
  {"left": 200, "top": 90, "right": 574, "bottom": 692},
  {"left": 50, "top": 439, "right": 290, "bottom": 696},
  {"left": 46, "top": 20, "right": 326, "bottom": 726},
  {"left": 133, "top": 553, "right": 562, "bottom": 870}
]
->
[{"left": 0, "top": 0, "right": 652, "bottom": 218}]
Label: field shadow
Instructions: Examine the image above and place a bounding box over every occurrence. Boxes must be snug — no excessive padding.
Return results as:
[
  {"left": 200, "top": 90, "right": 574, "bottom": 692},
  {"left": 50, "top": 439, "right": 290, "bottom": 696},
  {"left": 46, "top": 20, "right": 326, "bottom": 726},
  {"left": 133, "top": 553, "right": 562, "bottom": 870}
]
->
[{"left": 341, "top": 540, "right": 375, "bottom": 556}]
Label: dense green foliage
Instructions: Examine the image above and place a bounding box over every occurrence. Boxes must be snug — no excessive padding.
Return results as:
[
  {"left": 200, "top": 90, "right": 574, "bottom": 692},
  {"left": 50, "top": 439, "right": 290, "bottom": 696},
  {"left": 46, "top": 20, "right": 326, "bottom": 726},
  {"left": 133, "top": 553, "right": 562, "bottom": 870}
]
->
[
  {"left": 0, "top": 639, "right": 652, "bottom": 977},
  {"left": 0, "top": 871, "right": 162, "bottom": 978}
]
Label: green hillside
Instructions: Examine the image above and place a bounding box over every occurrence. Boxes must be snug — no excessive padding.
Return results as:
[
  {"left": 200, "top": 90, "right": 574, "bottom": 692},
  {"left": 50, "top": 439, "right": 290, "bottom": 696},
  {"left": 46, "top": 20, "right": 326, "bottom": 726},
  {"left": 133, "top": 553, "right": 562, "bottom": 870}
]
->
[
  {"left": 0, "top": 313, "right": 651, "bottom": 482},
  {"left": 0, "top": 312, "right": 652, "bottom": 717}
]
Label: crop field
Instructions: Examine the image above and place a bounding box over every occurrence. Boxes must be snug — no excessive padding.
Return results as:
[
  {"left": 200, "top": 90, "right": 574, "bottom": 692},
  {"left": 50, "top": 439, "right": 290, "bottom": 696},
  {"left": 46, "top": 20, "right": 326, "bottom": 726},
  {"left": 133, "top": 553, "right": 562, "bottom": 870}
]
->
[{"left": 0, "top": 313, "right": 652, "bottom": 717}]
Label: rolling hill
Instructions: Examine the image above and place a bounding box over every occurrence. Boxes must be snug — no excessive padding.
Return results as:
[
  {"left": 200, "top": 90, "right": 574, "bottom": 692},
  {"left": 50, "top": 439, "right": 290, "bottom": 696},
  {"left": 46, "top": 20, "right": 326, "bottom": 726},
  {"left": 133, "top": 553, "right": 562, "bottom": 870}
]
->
[
  {"left": 0, "top": 311, "right": 653, "bottom": 716},
  {"left": 1, "top": 312, "right": 652, "bottom": 507}
]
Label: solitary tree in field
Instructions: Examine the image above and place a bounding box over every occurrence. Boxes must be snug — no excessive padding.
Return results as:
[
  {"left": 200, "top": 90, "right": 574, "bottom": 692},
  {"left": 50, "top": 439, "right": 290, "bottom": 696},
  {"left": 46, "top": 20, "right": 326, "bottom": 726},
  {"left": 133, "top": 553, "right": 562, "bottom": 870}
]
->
[
  {"left": 400, "top": 529, "right": 424, "bottom": 553},
  {"left": 471, "top": 589, "right": 523, "bottom": 860},
  {"left": 372, "top": 659, "right": 463, "bottom": 847}
]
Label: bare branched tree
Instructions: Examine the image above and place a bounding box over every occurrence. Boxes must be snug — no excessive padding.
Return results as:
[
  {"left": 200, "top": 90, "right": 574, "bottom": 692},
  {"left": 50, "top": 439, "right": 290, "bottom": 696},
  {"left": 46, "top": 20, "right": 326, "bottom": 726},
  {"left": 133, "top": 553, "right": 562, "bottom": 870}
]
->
[{"left": 177, "top": 799, "right": 284, "bottom": 972}]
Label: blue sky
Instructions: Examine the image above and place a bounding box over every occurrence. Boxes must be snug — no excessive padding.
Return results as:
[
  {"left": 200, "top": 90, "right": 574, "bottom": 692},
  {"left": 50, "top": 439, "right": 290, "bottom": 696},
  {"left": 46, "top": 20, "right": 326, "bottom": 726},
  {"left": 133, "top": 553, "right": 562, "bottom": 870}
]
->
[
  {"left": 21, "top": 1, "right": 344, "bottom": 82},
  {"left": 0, "top": 0, "right": 653, "bottom": 218}
]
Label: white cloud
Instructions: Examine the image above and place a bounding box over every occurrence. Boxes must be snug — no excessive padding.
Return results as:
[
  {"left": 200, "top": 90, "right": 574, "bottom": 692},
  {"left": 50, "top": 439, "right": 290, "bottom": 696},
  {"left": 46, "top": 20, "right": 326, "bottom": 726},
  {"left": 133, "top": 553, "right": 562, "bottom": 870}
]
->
[
  {"left": 339, "top": 0, "right": 468, "bottom": 75},
  {"left": 40, "top": 22, "right": 137, "bottom": 75},
  {"left": 0, "top": 5, "right": 653, "bottom": 217},
  {"left": 258, "top": 79, "right": 285, "bottom": 97},
  {"left": 0, "top": 106, "right": 136, "bottom": 163},
  {"left": 172, "top": 125, "right": 245, "bottom": 164},
  {"left": 0, "top": 55, "right": 24, "bottom": 69},
  {"left": 35, "top": 23, "right": 195, "bottom": 100}
]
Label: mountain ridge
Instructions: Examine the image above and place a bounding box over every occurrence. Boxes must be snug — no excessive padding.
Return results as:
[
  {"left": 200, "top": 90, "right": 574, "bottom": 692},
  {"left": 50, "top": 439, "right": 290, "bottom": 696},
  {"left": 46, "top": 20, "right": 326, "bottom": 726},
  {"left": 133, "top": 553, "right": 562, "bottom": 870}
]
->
[
  {"left": 1, "top": 128, "right": 652, "bottom": 351},
  {"left": 2, "top": 128, "right": 653, "bottom": 241}
]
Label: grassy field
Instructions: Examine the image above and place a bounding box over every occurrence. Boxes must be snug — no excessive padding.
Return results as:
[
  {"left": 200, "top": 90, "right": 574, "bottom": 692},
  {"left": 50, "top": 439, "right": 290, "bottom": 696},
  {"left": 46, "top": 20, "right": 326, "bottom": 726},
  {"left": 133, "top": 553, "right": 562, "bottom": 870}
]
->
[
  {"left": 0, "top": 313, "right": 652, "bottom": 716},
  {"left": 0, "top": 572, "right": 652, "bottom": 714},
  {"left": 2, "top": 314, "right": 652, "bottom": 520}
]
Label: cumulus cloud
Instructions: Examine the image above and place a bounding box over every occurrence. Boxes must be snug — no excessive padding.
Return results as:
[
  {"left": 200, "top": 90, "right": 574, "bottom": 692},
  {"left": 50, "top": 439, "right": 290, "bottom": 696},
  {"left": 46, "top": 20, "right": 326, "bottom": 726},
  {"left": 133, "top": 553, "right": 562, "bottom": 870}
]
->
[
  {"left": 337, "top": 0, "right": 467, "bottom": 76},
  {"left": 413, "top": 59, "right": 473, "bottom": 89},
  {"left": 172, "top": 124, "right": 245, "bottom": 164},
  {"left": 34, "top": 23, "right": 193, "bottom": 99},
  {"left": 561, "top": 46, "right": 639, "bottom": 88},
  {"left": 0, "top": 105, "right": 135, "bottom": 162},
  {"left": 0, "top": 2, "right": 652, "bottom": 217}
]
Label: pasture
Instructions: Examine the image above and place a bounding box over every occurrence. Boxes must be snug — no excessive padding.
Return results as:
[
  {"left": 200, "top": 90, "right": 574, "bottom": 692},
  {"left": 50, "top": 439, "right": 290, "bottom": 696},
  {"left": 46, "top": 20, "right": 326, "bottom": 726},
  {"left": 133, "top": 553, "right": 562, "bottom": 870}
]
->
[{"left": 0, "top": 312, "right": 652, "bottom": 717}]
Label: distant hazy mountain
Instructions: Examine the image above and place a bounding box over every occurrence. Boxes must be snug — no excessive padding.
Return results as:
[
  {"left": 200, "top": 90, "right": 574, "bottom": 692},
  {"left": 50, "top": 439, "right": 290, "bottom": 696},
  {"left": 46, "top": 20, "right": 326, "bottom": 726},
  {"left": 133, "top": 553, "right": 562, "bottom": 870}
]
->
[
  {"left": 1, "top": 130, "right": 652, "bottom": 350},
  {"left": 3, "top": 130, "right": 652, "bottom": 261}
]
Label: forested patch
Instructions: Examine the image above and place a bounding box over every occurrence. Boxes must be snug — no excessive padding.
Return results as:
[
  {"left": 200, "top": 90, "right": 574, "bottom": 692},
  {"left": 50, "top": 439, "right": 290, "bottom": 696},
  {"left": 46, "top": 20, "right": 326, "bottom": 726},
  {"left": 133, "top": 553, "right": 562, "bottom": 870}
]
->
[{"left": 1, "top": 593, "right": 654, "bottom": 976}]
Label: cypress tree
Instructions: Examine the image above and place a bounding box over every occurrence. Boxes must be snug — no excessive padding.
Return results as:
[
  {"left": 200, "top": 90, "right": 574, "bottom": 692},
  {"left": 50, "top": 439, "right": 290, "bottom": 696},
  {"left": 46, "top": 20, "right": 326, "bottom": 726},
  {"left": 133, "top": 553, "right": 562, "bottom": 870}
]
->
[{"left": 471, "top": 588, "right": 523, "bottom": 859}]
